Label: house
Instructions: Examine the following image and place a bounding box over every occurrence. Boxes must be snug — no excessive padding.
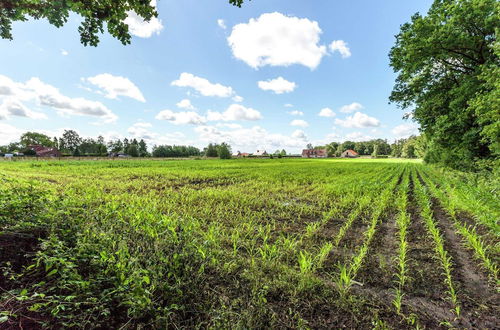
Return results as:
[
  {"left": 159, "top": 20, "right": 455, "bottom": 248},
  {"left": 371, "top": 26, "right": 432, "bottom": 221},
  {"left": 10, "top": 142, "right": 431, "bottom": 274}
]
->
[
  {"left": 253, "top": 150, "right": 268, "bottom": 156},
  {"left": 233, "top": 151, "right": 251, "bottom": 157},
  {"left": 28, "top": 145, "right": 61, "bottom": 157},
  {"left": 302, "top": 148, "right": 328, "bottom": 158},
  {"left": 341, "top": 149, "right": 359, "bottom": 158}
]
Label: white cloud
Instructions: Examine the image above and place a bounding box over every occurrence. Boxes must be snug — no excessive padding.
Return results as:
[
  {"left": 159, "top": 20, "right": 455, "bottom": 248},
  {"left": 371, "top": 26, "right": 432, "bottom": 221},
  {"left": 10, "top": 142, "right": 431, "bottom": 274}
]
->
[
  {"left": 0, "top": 98, "right": 47, "bottom": 120},
  {"left": 155, "top": 109, "right": 206, "bottom": 125},
  {"left": 345, "top": 131, "right": 373, "bottom": 142},
  {"left": 195, "top": 125, "right": 308, "bottom": 150},
  {"left": 232, "top": 95, "right": 244, "bottom": 102},
  {"left": 288, "top": 110, "right": 304, "bottom": 116},
  {"left": 227, "top": 12, "right": 328, "bottom": 69},
  {"left": 171, "top": 73, "right": 235, "bottom": 98},
  {"left": 217, "top": 19, "right": 227, "bottom": 30},
  {"left": 176, "top": 98, "right": 195, "bottom": 110},
  {"left": 0, "top": 75, "right": 117, "bottom": 123},
  {"left": 340, "top": 102, "right": 364, "bottom": 113},
  {"left": 257, "top": 77, "right": 296, "bottom": 94},
  {"left": 392, "top": 123, "right": 419, "bottom": 139},
  {"left": 207, "top": 104, "right": 262, "bottom": 121},
  {"left": 329, "top": 40, "right": 351, "bottom": 58},
  {"left": 127, "top": 122, "right": 157, "bottom": 140},
  {"left": 216, "top": 123, "right": 242, "bottom": 129},
  {"left": 290, "top": 119, "right": 309, "bottom": 128},
  {"left": 61, "top": 49, "right": 69, "bottom": 56},
  {"left": 318, "top": 107, "right": 336, "bottom": 117},
  {"left": 335, "top": 112, "right": 381, "bottom": 128},
  {"left": 291, "top": 129, "right": 307, "bottom": 140},
  {"left": 284, "top": 103, "right": 294, "bottom": 108},
  {"left": 85, "top": 73, "right": 145, "bottom": 102},
  {"left": 124, "top": 1, "right": 163, "bottom": 38},
  {"left": 0, "top": 123, "right": 23, "bottom": 143}
]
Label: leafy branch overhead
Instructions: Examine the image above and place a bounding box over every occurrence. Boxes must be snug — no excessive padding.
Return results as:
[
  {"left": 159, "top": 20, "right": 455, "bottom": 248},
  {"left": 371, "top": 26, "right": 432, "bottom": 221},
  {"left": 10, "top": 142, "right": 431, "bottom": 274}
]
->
[{"left": 0, "top": 0, "right": 248, "bottom": 46}]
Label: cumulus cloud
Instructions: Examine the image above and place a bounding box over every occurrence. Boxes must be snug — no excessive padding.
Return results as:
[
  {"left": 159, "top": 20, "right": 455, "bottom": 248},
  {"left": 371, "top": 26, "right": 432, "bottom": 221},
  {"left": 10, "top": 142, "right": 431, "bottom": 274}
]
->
[
  {"left": 195, "top": 125, "right": 308, "bottom": 150},
  {"left": 84, "top": 73, "right": 145, "bottom": 102},
  {"left": 0, "top": 98, "right": 47, "bottom": 120},
  {"left": 292, "top": 129, "right": 307, "bottom": 140},
  {"left": 207, "top": 104, "right": 262, "bottom": 121},
  {"left": 61, "top": 49, "right": 69, "bottom": 56},
  {"left": 257, "top": 77, "right": 296, "bottom": 94},
  {"left": 329, "top": 40, "right": 351, "bottom": 58},
  {"left": 345, "top": 131, "right": 373, "bottom": 142},
  {"left": 176, "top": 98, "right": 195, "bottom": 110},
  {"left": 228, "top": 12, "right": 328, "bottom": 69},
  {"left": 0, "top": 75, "right": 118, "bottom": 123},
  {"left": 392, "top": 123, "right": 419, "bottom": 138},
  {"left": 124, "top": 0, "right": 163, "bottom": 38},
  {"left": 318, "top": 107, "right": 336, "bottom": 117},
  {"left": 127, "top": 122, "right": 156, "bottom": 140},
  {"left": 155, "top": 109, "right": 206, "bottom": 125},
  {"left": 217, "top": 19, "right": 227, "bottom": 29},
  {"left": 232, "top": 95, "right": 244, "bottom": 102},
  {"left": 290, "top": 119, "right": 309, "bottom": 127},
  {"left": 284, "top": 103, "right": 294, "bottom": 108},
  {"left": 340, "top": 102, "right": 364, "bottom": 113},
  {"left": 171, "top": 73, "right": 235, "bottom": 98},
  {"left": 0, "top": 123, "right": 23, "bottom": 143},
  {"left": 335, "top": 112, "right": 381, "bottom": 128},
  {"left": 288, "top": 110, "right": 303, "bottom": 116},
  {"left": 156, "top": 104, "right": 262, "bottom": 125}
]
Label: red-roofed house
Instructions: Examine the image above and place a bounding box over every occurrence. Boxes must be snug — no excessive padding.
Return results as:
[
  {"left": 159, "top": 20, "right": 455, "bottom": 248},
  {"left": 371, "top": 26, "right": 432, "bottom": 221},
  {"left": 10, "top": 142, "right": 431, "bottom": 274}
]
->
[
  {"left": 341, "top": 149, "right": 359, "bottom": 158},
  {"left": 302, "top": 148, "right": 328, "bottom": 158},
  {"left": 29, "top": 145, "right": 61, "bottom": 157}
]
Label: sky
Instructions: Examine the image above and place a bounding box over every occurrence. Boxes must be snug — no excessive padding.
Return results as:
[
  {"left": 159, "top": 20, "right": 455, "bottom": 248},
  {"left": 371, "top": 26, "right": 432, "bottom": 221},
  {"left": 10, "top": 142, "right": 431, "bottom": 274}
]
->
[{"left": 0, "top": 0, "right": 434, "bottom": 153}]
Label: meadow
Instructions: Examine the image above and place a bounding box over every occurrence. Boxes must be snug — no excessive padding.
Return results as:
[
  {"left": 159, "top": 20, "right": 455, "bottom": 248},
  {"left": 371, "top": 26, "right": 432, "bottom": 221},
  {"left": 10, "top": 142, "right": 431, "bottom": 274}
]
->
[{"left": 0, "top": 158, "right": 498, "bottom": 329}]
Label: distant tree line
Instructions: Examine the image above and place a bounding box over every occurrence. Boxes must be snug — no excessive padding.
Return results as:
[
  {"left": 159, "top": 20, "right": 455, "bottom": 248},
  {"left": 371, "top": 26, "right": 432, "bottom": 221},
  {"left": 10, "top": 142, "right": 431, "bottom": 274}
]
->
[
  {"left": 314, "top": 136, "right": 425, "bottom": 158},
  {"left": 0, "top": 131, "right": 237, "bottom": 159}
]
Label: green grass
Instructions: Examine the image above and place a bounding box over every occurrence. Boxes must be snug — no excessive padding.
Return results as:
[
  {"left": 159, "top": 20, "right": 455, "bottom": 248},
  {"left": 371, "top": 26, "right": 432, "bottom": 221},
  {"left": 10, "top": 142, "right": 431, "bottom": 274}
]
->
[{"left": 0, "top": 158, "right": 497, "bottom": 328}]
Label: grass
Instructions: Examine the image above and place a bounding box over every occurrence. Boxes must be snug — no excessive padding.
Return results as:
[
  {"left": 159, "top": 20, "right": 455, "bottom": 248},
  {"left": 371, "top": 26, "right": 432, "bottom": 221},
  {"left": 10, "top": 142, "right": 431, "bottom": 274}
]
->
[{"left": 0, "top": 158, "right": 497, "bottom": 328}]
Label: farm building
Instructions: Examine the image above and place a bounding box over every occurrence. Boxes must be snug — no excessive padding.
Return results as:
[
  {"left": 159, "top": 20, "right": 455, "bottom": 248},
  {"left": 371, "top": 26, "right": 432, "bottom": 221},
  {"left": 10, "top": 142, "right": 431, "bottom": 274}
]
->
[
  {"left": 4, "top": 153, "right": 13, "bottom": 159},
  {"left": 28, "top": 145, "right": 61, "bottom": 157},
  {"left": 302, "top": 148, "right": 328, "bottom": 158},
  {"left": 253, "top": 150, "right": 268, "bottom": 156},
  {"left": 341, "top": 149, "right": 359, "bottom": 158},
  {"left": 233, "top": 151, "right": 251, "bottom": 157}
]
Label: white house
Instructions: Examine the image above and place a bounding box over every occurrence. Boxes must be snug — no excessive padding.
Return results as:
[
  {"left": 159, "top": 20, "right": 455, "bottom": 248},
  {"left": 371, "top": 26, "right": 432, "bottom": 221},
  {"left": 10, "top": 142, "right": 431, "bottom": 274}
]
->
[{"left": 4, "top": 154, "right": 13, "bottom": 159}]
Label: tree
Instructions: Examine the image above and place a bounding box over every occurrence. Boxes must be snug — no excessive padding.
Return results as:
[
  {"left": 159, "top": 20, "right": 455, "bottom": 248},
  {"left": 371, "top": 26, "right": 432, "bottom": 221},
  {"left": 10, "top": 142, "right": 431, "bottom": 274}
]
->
[
  {"left": 280, "top": 149, "right": 287, "bottom": 156},
  {"left": 128, "top": 144, "right": 139, "bottom": 157},
  {"left": 1, "top": 1, "right": 247, "bottom": 46},
  {"left": 205, "top": 143, "right": 218, "bottom": 157},
  {"left": 372, "top": 145, "right": 379, "bottom": 158},
  {"left": 138, "top": 139, "right": 148, "bottom": 157},
  {"left": 217, "top": 143, "right": 232, "bottom": 159},
  {"left": 61, "top": 130, "right": 82, "bottom": 152},
  {"left": 306, "top": 143, "right": 313, "bottom": 150},
  {"left": 389, "top": 0, "right": 499, "bottom": 169},
  {"left": 19, "top": 132, "right": 53, "bottom": 148}
]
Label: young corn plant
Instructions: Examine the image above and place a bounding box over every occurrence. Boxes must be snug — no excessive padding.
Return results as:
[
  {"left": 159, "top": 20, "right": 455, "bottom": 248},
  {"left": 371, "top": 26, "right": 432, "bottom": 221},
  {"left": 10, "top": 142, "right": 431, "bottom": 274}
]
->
[{"left": 413, "top": 171, "right": 460, "bottom": 316}]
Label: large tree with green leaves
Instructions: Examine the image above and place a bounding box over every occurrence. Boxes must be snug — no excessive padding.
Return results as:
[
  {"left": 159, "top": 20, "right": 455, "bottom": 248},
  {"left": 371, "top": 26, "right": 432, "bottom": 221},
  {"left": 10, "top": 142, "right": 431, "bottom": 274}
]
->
[
  {"left": 389, "top": 0, "right": 499, "bottom": 169},
  {"left": 0, "top": 0, "right": 247, "bottom": 46},
  {"left": 19, "top": 131, "right": 54, "bottom": 148}
]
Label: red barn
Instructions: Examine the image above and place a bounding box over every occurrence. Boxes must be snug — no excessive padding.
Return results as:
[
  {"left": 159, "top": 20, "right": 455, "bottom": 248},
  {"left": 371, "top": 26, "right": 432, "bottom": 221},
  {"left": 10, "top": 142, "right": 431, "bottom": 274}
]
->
[{"left": 341, "top": 149, "right": 359, "bottom": 158}]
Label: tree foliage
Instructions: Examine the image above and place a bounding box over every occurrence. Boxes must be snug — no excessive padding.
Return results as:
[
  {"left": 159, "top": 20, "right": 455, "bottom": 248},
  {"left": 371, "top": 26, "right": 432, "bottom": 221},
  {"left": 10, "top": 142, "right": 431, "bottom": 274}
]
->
[
  {"left": 1, "top": 0, "right": 248, "bottom": 46},
  {"left": 389, "top": 0, "right": 499, "bottom": 169},
  {"left": 19, "top": 131, "right": 54, "bottom": 148}
]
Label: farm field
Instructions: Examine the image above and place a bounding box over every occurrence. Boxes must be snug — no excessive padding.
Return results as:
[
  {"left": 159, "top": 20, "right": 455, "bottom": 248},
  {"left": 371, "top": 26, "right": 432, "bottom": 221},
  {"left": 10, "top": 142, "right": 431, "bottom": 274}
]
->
[{"left": 0, "top": 158, "right": 498, "bottom": 329}]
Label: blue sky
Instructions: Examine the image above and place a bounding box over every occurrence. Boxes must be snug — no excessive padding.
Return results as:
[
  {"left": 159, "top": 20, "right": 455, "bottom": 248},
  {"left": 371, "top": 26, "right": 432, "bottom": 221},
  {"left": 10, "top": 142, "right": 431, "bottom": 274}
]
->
[{"left": 0, "top": 0, "right": 433, "bottom": 153}]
